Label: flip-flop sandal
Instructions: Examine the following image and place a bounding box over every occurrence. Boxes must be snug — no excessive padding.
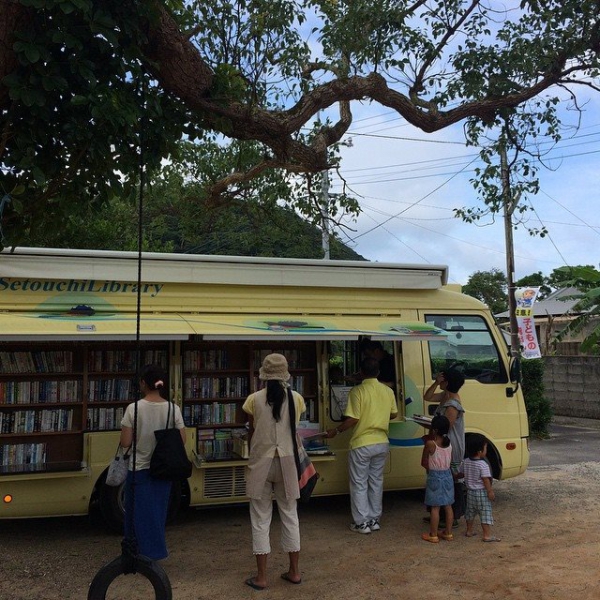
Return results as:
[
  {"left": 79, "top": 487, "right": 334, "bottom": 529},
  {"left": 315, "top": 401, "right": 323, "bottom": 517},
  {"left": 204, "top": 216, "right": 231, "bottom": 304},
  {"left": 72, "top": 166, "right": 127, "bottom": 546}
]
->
[
  {"left": 465, "top": 532, "right": 478, "bottom": 537},
  {"left": 437, "top": 532, "right": 454, "bottom": 541},
  {"left": 421, "top": 533, "right": 439, "bottom": 543},
  {"left": 482, "top": 536, "right": 501, "bottom": 542},
  {"left": 281, "top": 573, "right": 302, "bottom": 585},
  {"left": 245, "top": 578, "right": 266, "bottom": 590}
]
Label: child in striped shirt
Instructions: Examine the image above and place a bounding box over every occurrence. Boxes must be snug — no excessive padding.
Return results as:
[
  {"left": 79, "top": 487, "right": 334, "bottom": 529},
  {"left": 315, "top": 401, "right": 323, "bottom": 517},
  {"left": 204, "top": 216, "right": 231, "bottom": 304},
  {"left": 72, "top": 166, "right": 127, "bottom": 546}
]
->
[{"left": 463, "top": 434, "right": 500, "bottom": 542}]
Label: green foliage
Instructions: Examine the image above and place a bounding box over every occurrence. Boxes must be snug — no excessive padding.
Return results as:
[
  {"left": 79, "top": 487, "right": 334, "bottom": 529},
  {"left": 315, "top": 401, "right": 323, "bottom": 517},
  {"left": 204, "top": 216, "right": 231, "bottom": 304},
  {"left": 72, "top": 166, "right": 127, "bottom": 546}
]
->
[
  {"left": 457, "top": 109, "right": 557, "bottom": 239},
  {"left": 515, "top": 272, "right": 552, "bottom": 300},
  {"left": 462, "top": 268, "right": 508, "bottom": 315},
  {"left": 553, "top": 266, "right": 600, "bottom": 354},
  {"left": 2, "top": 0, "right": 600, "bottom": 242},
  {"left": 1, "top": 0, "right": 190, "bottom": 245},
  {"left": 18, "top": 168, "right": 364, "bottom": 260},
  {"left": 521, "top": 359, "right": 552, "bottom": 437}
]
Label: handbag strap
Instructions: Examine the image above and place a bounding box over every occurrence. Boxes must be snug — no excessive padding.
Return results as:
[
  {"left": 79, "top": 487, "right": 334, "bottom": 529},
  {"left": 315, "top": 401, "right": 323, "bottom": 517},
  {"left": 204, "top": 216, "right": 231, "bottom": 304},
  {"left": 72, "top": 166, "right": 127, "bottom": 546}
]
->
[
  {"left": 115, "top": 443, "right": 131, "bottom": 459},
  {"left": 287, "top": 388, "right": 302, "bottom": 475},
  {"left": 163, "top": 400, "right": 176, "bottom": 430}
]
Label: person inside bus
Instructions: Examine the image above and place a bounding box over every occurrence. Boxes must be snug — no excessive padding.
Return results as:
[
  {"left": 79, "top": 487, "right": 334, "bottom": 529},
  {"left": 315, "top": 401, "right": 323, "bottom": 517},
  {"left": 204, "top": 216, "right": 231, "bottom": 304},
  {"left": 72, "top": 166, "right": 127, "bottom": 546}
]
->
[
  {"left": 242, "top": 353, "right": 305, "bottom": 590},
  {"left": 364, "top": 341, "right": 396, "bottom": 388},
  {"left": 326, "top": 357, "right": 398, "bottom": 534},
  {"left": 422, "top": 368, "right": 466, "bottom": 528},
  {"left": 345, "top": 340, "right": 396, "bottom": 389},
  {"left": 120, "top": 364, "right": 186, "bottom": 561}
]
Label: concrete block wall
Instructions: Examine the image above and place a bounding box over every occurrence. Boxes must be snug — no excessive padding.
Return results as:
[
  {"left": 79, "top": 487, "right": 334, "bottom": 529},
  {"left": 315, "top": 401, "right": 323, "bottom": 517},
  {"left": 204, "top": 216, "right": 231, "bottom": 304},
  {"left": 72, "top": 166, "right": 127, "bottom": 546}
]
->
[{"left": 544, "top": 356, "right": 600, "bottom": 419}]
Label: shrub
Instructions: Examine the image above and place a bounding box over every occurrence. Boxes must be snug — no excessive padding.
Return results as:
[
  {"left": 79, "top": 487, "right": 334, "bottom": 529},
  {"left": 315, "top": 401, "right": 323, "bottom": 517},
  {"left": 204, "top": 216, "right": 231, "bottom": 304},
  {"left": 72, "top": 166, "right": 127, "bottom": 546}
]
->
[{"left": 521, "top": 359, "right": 553, "bottom": 437}]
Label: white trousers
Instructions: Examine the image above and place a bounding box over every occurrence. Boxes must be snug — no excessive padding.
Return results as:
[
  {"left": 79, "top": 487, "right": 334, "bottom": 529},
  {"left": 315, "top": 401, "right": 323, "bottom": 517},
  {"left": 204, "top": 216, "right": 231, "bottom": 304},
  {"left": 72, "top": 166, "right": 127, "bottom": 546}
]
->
[
  {"left": 249, "top": 457, "right": 301, "bottom": 555},
  {"left": 348, "top": 443, "right": 389, "bottom": 525}
]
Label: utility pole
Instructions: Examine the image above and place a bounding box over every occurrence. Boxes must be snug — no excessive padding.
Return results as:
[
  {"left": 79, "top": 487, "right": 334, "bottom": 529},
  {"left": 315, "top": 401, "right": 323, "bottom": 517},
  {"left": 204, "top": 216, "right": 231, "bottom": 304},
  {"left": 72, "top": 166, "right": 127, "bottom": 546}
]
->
[
  {"left": 320, "top": 168, "right": 330, "bottom": 259},
  {"left": 500, "top": 136, "right": 520, "bottom": 358}
]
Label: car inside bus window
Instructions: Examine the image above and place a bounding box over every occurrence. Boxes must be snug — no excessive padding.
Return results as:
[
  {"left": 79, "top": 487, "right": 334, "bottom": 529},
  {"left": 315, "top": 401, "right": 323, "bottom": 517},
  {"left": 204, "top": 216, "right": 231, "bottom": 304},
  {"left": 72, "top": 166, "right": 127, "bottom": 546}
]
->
[{"left": 425, "top": 315, "right": 508, "bottom": 384}]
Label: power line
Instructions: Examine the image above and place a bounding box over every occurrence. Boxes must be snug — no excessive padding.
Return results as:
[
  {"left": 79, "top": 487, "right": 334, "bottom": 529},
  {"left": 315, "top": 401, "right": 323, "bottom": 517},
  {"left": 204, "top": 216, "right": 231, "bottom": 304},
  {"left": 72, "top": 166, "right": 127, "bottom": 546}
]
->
[
  {"left": 524, "top": 197, "right": 570, "bottom": 267},
  {"left": 350, "top": 154, "right": 480, "bottom": 240}
]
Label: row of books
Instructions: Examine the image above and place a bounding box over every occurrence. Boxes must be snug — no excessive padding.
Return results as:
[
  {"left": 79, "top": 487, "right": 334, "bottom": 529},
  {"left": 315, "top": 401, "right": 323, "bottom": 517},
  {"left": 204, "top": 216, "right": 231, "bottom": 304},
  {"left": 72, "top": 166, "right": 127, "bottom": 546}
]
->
[
  {"left": 183, "top": 402, "right": 241, "bottom": 426},
  {"left": 253, "top": 348, "right": 306, "bottom": 369},
  {"left": 0, "top": 408, "right": 74, "bottom": 434},
  {"left": 87, "top": 407, "right": 125, "bottom": 431},
  {"left": 88, "top": 378, "right": 133, "bottom": 401},
  {"left": 0, "top": 351, "right": 74, "bottom": 374},
  {"left": 183, "top": 349, "right": 232, "bottom": 371},
  {"left": 88, "top": 349, "right": 167, "bottom": 372},
  {"left": 300, "top": 398, "right": 318, "bottom": 423},
  {"left": 197, "top": 427, "right": 246, "bottom": 460},
  {"left": 0, "top": 442, "right": 47, "bottom": 469},
  {"left": 0, "top": 380, "right": 81, "bottom": 404},
  {"left": 251, "top": 375, "right": 307, "bottom": 395},
  {"left": 184, "top": 376, "right": 249, "bottom": 399}
]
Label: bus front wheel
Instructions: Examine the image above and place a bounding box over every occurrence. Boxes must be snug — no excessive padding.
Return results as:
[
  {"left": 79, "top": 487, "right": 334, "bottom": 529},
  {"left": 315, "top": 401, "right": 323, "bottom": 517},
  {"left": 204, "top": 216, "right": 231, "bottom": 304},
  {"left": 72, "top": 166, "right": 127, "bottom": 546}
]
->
[
  {"left": 465, "top": 434, "right": 501, "bottom": 480},
  {"left": 98, "top": 477, "right": 183, "bottom": 533}
]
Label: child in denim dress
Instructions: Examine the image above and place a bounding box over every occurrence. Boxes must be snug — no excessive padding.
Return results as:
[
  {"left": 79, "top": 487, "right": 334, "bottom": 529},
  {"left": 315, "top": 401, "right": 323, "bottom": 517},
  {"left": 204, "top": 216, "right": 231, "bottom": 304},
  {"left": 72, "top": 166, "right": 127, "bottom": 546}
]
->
[{"left": 421, "top": 415, "right": 454, "bottom": 543}]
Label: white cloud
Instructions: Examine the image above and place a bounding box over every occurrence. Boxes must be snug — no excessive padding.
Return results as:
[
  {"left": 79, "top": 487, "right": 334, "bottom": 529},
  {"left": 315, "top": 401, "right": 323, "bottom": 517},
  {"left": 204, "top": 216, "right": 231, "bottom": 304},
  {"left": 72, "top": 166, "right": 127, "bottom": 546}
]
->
[{"left": 326, "top": 97, "right": 600, "bottom": 285}]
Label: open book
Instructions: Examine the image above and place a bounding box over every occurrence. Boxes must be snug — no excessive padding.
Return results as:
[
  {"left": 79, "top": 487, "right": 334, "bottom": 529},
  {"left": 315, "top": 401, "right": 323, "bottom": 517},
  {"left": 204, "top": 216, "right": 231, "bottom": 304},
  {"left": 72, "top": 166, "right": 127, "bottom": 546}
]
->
[
  {"left": 406, "top": 414, "right": 432, "bottom": 427},
  {"left": 302, "top": 431, "right": 328, "bottom": 442}
]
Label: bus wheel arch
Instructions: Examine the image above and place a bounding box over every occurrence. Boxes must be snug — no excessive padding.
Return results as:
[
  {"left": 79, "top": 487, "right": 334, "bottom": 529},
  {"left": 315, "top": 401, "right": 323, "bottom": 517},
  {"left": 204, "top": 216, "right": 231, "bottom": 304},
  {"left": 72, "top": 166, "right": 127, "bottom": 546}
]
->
[
  {"left": 87, "top": 555, "right": 172, "bottom": 600},
  {"left": 93, "top": 472, "right": 186, "bottom": 533},
  {"left": 464, "top": 433, "right": 502, "bottom": 480}
]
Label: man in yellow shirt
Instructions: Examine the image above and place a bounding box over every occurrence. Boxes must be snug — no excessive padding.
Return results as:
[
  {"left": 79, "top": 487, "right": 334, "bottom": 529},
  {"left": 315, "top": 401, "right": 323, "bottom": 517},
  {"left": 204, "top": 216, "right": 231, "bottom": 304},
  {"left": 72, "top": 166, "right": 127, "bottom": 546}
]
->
[{"left": 326, "top": 357, "right": 398, "bottom": 534}]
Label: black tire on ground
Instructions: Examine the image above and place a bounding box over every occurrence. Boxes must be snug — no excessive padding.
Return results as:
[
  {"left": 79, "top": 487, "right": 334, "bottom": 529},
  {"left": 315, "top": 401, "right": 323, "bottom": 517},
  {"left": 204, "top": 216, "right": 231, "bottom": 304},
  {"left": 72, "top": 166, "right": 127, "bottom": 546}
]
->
[
  {"left": 87, "top": 555, "right": 172, "bottom": 600},
  {"left": 98, "top": 477, "right": 183, "bottom": 533}
]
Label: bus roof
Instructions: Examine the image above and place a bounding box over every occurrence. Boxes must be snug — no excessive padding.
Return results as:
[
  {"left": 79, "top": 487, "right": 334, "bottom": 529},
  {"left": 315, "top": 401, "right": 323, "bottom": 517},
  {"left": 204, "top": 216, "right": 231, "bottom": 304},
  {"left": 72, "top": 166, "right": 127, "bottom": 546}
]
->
[{"left": 1, "top": 247, "right": 448, "bottom": 290}]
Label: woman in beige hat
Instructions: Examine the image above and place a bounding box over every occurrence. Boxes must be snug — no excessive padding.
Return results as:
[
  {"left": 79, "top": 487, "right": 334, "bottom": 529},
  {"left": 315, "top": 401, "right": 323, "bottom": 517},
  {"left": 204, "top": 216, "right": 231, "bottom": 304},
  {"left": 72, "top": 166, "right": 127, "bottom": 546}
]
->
[{"left": 242, "top": 353, "right": 306, "bottom": 590}]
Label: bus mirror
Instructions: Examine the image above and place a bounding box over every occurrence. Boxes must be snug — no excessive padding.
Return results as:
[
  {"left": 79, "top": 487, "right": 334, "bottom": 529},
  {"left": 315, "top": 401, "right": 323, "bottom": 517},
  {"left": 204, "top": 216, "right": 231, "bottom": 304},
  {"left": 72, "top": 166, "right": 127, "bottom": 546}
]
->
[
  {"left": 507, "top": 356, "right": 521, "bottom": 398},
  {"left": 509, "top": 357, "right": 521, "bottom": 384}
]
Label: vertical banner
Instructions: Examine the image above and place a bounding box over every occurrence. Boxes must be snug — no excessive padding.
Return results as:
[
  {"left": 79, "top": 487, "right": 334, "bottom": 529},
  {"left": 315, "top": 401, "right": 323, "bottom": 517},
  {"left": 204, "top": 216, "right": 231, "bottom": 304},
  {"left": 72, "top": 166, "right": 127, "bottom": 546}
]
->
[{"left": 514, "top": 287, "right": 541, "bottom": 359}]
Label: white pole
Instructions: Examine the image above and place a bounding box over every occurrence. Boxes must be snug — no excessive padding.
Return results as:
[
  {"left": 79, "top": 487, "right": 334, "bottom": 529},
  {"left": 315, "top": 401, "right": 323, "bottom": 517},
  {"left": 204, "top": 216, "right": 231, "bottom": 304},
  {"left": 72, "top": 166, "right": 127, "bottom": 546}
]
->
[{"left": 321, "top": 168, "right": 330, "bottom": 260}]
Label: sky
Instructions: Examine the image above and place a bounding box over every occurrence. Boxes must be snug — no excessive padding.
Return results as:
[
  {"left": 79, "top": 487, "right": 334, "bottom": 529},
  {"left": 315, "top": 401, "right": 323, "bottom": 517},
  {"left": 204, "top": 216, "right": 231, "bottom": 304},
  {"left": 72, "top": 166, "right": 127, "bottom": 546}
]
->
[{"left": 324, "top": 92, "right": 600, "bottom": 287}]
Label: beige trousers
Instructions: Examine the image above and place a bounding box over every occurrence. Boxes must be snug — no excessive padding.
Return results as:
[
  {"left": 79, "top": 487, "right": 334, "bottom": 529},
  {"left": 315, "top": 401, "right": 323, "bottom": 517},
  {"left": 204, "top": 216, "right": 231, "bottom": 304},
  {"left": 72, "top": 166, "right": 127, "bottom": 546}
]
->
[{"left": 249, "top": 457, "right": 301, "bottom": 555}]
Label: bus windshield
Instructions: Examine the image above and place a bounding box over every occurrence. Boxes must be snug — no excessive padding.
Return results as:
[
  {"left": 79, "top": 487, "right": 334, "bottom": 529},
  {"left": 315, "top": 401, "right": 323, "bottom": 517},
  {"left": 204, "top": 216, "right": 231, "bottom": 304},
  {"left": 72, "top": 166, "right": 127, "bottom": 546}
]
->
[{"left": 425, "top": 314, "right": 508, "bottom": 384}]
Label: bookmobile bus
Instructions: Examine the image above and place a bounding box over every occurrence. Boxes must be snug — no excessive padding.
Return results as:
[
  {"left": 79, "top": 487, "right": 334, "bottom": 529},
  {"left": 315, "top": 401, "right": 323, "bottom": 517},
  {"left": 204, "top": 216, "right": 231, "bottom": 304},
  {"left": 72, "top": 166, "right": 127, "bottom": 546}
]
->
[{"left": 0, "top": 247, "right": 529, "bottom": 531}]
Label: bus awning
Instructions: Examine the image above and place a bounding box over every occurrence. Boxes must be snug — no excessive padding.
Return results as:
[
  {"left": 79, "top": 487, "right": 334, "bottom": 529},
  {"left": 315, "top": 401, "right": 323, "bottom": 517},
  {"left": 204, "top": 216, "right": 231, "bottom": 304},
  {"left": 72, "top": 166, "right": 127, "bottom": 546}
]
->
[
  {"left": 182, "top": 314, "right": 448, "bottom": 341},
  {"left": 0, "top": 312, "right": 195, "bottom": 341},
  {"left": 0, "top": 312, "right": 447, "bottom": 342}
]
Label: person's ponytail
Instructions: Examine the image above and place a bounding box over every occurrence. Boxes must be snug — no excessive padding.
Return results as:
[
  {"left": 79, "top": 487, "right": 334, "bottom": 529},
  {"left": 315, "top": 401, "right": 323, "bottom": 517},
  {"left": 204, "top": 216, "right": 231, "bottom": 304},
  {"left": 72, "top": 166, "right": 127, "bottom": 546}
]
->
[{"left": 266, "top": 380, "right": 285, "bottom": 421}]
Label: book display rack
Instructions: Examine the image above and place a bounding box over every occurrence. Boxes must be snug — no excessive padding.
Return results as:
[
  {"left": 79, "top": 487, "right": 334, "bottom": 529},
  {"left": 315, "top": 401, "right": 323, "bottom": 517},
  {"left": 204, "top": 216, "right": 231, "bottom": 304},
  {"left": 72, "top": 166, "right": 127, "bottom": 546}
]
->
[
  {"left": 0, "top": 342, "right": 168, "bottom": 474},
  {"left": 183, "top": 341, "right": 317, "bottom": 460}
]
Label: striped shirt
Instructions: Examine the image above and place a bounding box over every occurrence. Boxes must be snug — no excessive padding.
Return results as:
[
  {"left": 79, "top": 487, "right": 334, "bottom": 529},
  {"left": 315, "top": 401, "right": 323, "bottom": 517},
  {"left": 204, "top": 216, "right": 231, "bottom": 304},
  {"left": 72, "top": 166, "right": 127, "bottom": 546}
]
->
[{"left": 463, "top": 457, "right": 492, "bottom": 490}]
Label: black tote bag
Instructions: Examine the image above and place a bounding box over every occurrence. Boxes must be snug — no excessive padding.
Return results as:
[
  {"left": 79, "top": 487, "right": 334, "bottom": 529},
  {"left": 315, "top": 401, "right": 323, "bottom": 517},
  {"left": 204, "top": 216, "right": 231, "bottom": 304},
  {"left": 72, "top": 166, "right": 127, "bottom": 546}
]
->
[{"left": 150, "top": 401, "right": 192, "bottom": 481}]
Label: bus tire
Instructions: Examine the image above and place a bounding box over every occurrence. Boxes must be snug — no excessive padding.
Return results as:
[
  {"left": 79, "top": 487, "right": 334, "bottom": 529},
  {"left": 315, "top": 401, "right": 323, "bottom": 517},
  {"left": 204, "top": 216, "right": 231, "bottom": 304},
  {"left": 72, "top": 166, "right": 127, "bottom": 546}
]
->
[
  {"left": 99, "top": 479, "right": 126, "bottom": 534},
  {"left": 87, "top": 555, "right": 172, "bottom": 600},
  {"left": 465, "top": 434, "right": 501, "bottom": 479},
  {"left": 98, "top": 478, "right": 183, "bottom": 533},
  {"left": 486, "top": 442, "right": 502, "bottom": 480}
]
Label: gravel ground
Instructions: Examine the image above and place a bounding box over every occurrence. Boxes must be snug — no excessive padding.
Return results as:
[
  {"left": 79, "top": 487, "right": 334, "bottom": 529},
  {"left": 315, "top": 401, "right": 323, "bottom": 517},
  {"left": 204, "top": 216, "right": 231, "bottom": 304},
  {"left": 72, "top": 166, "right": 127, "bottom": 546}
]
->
[{"left": 2, "top": 422, "right": 600, "bottom": 600}]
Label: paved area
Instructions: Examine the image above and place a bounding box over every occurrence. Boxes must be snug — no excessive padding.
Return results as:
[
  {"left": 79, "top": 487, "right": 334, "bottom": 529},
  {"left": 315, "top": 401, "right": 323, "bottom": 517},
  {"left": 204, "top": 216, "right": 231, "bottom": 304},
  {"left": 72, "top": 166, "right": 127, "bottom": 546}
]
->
[{"left": 529, "top": 415, "right": 600, "bottom": 468}]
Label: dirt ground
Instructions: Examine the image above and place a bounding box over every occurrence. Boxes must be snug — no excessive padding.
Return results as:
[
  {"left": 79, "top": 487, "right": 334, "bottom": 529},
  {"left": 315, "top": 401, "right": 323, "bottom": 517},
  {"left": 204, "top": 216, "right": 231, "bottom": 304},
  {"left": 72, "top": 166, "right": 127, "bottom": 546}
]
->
[{"left": 2, "top": 450, "right": 600, "bottom": 599}]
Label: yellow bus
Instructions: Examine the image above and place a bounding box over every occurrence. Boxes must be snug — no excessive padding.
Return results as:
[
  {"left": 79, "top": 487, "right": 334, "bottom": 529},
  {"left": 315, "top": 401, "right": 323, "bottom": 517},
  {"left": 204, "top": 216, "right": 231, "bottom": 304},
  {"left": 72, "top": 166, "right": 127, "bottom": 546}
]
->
[{"left": 0, "top": 247, "right": 528, "bottom": 530}]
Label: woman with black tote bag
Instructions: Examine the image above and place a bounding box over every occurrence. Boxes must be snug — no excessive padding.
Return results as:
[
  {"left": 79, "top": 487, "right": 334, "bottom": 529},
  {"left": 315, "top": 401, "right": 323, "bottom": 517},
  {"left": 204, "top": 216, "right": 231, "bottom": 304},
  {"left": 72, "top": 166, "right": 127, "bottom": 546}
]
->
[{"left": 120, "top": 364, "right": 186, "bottom": 560}]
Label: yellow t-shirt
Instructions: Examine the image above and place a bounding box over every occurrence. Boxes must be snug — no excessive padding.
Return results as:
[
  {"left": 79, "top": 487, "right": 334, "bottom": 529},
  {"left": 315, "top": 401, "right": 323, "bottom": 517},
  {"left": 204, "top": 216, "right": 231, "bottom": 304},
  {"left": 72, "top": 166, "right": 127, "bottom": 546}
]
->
[{"left": 344, "top": 378, "right": 397, "bottom": 450}]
